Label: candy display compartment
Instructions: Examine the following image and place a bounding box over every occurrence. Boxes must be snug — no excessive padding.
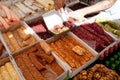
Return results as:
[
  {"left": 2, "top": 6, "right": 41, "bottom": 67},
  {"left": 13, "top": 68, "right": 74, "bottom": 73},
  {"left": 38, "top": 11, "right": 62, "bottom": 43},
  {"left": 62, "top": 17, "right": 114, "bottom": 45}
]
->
[
  {"left": 27, "top": 17, "right": 53, "bottom": 40},
  {"left": 43, "top": 9, "right": 72, "bottom": 35},
  {"left": 96, "top": 19, "right": 120, "bottom": 39},
  {"left": 48, "top": 32, "right": 98, "bottom": 78},
  {"left": 12, "top": 42, "right": 68, "bottom": 80},
  {"left": 0, "top": 0, "right": 54, "bottom": 22},
  {"left": 0, "top": 55, "right": 22, "bottom": 80},
  {"left": 0, "top": 21, "right": 40, "bottom": 54},
  {"left": 71, "top": 22, "right": 115, "bottom": 53}
]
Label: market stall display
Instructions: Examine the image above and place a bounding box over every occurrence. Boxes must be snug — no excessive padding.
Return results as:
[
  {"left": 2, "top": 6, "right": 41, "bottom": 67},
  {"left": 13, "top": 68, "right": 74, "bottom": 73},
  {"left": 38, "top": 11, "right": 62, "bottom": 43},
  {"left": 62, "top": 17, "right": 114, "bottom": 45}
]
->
[{"left": 0, "top": 0, "right": 120, "bottom": 80}]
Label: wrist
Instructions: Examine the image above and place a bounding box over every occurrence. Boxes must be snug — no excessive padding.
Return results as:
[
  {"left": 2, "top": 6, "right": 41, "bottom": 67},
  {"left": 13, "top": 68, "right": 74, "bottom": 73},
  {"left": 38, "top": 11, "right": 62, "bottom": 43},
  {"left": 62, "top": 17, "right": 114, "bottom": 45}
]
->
[{"left": 77, "top": 9, "right": 87, "bottom": 17}]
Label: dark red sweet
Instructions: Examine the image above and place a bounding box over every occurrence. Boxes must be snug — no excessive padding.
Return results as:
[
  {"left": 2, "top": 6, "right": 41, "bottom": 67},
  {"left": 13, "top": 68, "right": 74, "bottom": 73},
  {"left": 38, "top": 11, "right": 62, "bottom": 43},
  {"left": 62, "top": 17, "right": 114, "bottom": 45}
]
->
[
  {"left": 114, "top": 44, "right": 118, "bottom": 50},
  {"left": 99, "top": 54, "right": 104, "bottom": 60},
  {"left": 104, "top": 50, "right": 109, "bottom": 56},
  {"left": 109, "top": 47, "right": 114, "bottom": 53}
]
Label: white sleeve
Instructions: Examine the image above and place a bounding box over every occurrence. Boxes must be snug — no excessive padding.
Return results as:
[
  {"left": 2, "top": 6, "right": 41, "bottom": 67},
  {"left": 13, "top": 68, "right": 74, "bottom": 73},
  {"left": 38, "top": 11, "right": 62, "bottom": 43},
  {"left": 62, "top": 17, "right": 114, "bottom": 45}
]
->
[{"left": 105, "top": 0, "right": 120, "bottom": 14}]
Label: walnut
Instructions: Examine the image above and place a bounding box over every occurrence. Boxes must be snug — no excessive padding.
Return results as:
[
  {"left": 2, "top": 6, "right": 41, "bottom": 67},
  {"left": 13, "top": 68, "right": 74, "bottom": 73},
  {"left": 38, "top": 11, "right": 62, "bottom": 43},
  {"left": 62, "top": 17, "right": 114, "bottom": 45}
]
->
[
  {"left": 99, "top": 77, "right": 108, "bottom": 80},
  {"left": 93, "top": 72, "right": 101, "bottom": 80},
  {"left": 87, "top": 71, "right": 93, "bottom": 79},
  {"left": 80, "top": 70, "right": 87, "bottom": 76},
  {"left": 82, "top": 76, "right": 87, "bottom": 80}
]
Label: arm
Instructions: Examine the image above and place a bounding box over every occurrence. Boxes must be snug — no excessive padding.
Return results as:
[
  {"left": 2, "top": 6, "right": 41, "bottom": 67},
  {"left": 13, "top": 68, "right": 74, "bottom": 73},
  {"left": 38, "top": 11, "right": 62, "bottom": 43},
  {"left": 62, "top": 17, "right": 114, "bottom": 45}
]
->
[
  {"left": 68, "top": 0, "right": 116, "bottom": 20},
  {"left": 81, "top": 0, "right": 116, "bottom": 16}
]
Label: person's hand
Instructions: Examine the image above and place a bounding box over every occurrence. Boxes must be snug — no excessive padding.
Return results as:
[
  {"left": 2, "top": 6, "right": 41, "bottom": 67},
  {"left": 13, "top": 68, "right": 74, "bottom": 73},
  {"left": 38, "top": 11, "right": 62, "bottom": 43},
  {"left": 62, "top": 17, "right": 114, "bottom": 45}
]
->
[
  {"left": 68, "top": 9, "right": 86, "bottom": 21},
  {"left": 54, "top": 0, "right": 65, "bottom": 10}
]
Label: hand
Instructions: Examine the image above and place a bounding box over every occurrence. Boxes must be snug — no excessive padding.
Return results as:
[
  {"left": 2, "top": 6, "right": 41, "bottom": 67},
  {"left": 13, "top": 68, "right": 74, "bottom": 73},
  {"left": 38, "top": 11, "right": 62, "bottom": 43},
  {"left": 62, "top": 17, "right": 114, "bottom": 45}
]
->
[
  {"left": 68, "top": 9, "right": 85, "bottom": 21},
  {"left": 54, "top": 0, "right": 65, "bottom": 10}
]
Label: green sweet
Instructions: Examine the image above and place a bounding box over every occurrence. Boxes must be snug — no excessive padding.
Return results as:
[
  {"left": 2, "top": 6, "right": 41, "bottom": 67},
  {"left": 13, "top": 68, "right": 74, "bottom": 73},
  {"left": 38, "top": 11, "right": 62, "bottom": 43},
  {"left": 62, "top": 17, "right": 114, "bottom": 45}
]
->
[
  {"left": 101, "top": 20, "right": 120, "bottom": 29},
  {"left": 111, "top": 63, "right": 116, "bottom": 70},
  {"left": 110, "top": 57, "right": 115, "bottom": 63},
  {"left": 117, "top": 52, "right": 120, "bottom": 56},
  {"left": 113, "top": 55, "right": 118, "bottom": 60},
  {"left": 114, "top": 30, "right": 120, "bottom": 36},
  {"left": 115, "top": 61, "right": 120, "bottom": 66},
  {"left": 104, "top": 24, "right": 115, "bottom": 33},
  {"left": 105, "top": 60, "right": 110, "bottom": 67},
  {"left": 104, "top": 24, "right": 120, "bottom": 36},
  {"left": 96, "top": 19, "right": 120, "bottom": 37}
]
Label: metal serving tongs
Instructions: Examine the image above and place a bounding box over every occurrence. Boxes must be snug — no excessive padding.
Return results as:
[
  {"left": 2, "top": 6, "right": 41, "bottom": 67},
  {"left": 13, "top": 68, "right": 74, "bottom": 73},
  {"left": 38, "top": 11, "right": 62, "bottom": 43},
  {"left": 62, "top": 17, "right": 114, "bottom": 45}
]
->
[
  {"left": 58, "top": 8, "right": 69, "bottom": 22},
  {"left": 58, "top": 8, "right": 88, "bottom": 27}
]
